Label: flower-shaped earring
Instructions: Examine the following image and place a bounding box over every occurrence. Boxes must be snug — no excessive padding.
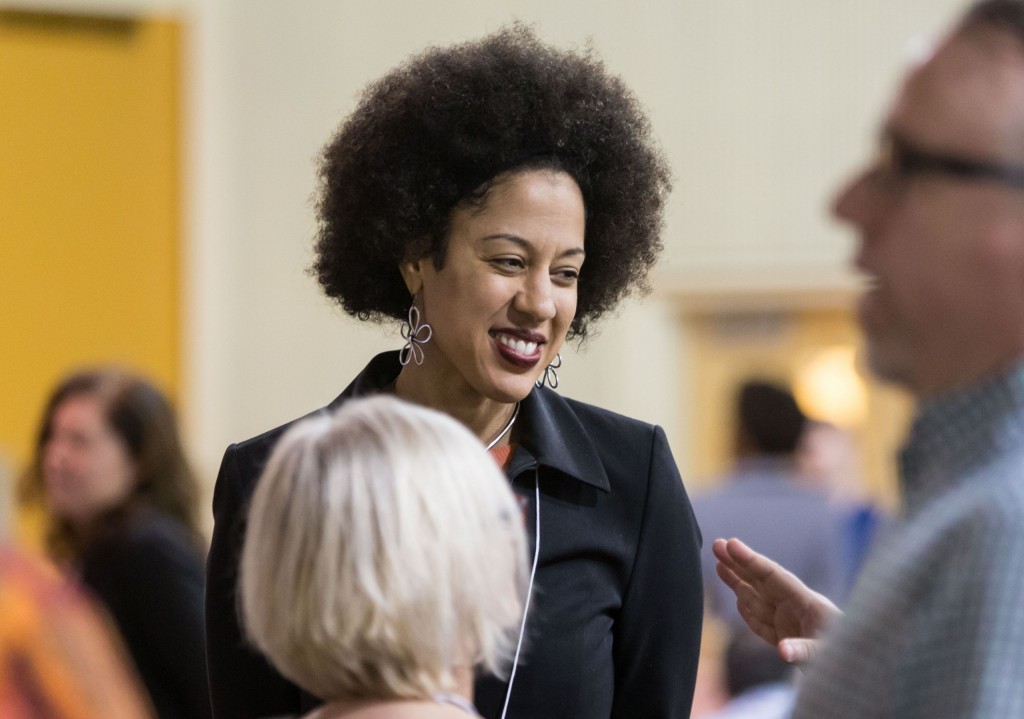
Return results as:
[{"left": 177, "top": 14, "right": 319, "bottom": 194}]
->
[
  {"left": 399, "top": 304, "right": 433, "bottom": 366},
  {"left": 535, "top": 353, "right": 562, "bottom": 389}
]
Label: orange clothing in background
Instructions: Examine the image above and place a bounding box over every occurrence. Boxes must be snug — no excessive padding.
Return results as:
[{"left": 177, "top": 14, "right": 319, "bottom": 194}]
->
[{"left": 0, "top": 545, "right": 154, "bottom": 719}]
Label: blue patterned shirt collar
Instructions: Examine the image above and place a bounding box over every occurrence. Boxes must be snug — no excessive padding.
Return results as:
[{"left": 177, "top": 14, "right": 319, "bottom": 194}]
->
[{"left": 899, "top": 361, "right": 1024, "bottom": 516}]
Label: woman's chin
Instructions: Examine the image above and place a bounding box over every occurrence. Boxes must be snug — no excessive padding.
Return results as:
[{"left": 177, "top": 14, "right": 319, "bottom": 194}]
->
[{"left": 481, "top": 374, "right": 538, "bottom": 404}]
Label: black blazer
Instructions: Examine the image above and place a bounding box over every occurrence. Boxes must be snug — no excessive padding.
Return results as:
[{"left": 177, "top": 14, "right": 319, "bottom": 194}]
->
[{"left": 206, "top": 351, "right": 703, "bottom": 719}]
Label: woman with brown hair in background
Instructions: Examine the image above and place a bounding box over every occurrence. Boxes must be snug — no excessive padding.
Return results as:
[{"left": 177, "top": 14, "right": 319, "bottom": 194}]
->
[{"left": 20, "top": 368, "right": 211, "bottom": 719}]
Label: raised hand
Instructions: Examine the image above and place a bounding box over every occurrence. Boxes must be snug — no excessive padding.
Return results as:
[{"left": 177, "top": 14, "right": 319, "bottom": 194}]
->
[{"left": 712, "top": 537, "right": 842, "bottom": 665}]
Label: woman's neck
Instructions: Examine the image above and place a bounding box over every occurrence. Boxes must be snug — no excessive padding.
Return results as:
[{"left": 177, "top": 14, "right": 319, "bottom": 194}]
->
[
  {"left": 306, "top": 663, "right": 477, "bottom": 719},
  {"left": 393, "top": 364, "right": 518, "bottom": 449}
]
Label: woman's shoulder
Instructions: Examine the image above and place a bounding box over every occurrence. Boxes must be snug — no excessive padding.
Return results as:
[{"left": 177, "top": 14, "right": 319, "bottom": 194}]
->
[
  {"left": 546, "top": 390, "right": 660, "bottom": 446},
  {"left": 95, "top": 509, "right": 201, "bottom": 562},
  {"left": 225, "top": 355, "right": 402, "bottom": 484},
  {"left": 224, "top": 405, "right": 338, "bottom": 494},
  {"left": 232, "top": 410, "right": 318, "bottom": 458},
  {"left": 520, "top": 389, "right": 673, "bottom": 492},
  {"left": 126, "top": 507, "right": 198, "bottom": 544},
  {"left": 81, "top": 510, "right": 204, "bottom": 595},
  {"left": 242, "top": 356, "right": 401, "bottom": 447},
  {"left": 561, "top": 395, "right": 654, "bottom": 428}
]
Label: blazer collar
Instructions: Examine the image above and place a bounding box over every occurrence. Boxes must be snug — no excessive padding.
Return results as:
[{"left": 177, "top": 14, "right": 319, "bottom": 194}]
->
[
  {"left": 513, "top": 385, "right": 610, "bottom": 491},
  {"left": 329, "top": 351, "right": 610, "bottom": 492}
]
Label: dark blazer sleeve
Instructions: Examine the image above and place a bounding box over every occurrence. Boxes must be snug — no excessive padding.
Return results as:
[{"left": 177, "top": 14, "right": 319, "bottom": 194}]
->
[
  {"left": 206, "top": 443, "right": 302, "bottom": 719},
  {"left": 611, "top": 425, "right": 703, "bottom": 719}
]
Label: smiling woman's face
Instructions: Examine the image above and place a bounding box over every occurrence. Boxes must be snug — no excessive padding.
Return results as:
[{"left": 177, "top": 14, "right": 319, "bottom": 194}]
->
[{"left": 401, "top": 169, "right": 585, "bottom": 403}]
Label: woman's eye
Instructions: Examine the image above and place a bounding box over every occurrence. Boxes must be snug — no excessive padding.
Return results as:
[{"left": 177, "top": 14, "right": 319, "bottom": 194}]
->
[
  {"left": 493, "top": 257, "right": 525, "bottom": 270},
  {"left": 554, "top": 268, "right": 580, "bottom": 283}
]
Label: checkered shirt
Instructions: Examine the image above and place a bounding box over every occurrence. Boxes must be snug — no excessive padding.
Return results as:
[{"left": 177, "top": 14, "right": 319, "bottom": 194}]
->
[{"left": 791, "top": 363, "right": 1024, "bottom": 718}]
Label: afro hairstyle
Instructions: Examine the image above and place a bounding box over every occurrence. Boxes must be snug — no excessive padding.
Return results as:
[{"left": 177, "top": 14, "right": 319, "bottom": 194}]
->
[{"left": 311, "top": 23, "right": 671, "bottom": 339}]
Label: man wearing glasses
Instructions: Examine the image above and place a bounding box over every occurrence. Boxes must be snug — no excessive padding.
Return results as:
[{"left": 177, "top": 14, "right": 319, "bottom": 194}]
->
[{"left": 714, "top": 1, "right": 1024, "bottom": 716}]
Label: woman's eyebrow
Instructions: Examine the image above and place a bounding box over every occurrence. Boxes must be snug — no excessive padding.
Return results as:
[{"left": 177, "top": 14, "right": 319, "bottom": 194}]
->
[{"left": 481, "top": 234, "right": 585, "bottom": 257}]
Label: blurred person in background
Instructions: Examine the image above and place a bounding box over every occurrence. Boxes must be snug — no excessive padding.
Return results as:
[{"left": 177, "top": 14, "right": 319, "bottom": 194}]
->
[
  {"left": 715, "top": 1, "right": 1024, "bottom": 715},
  {"left": 693, "top": 380, "right": 847, "bottom": 632},
  {"left": 239, "top": 395, "right": 529, "bottom": 719},
  {"left": 797, "top": 420, "right": 888, "bottom": 593},
  {"left": 207, "top": 24, "right": 703, "bottom": 719},
  {"left": 19, "top": 369, "right": 211, "bottom": 719}
]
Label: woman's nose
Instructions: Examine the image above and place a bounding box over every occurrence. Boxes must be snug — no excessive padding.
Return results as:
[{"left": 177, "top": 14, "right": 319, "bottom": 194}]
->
[
  {"left": 514, "top": 273, "right": 557, "bottom": 322},
  {"left": 42, "top": 444, "right": 64, "bottom": 477}
]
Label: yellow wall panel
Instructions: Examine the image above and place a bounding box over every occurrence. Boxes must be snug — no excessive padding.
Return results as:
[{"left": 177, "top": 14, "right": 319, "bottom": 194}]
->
[{"left": 0, "top": 13, "right": 181, "bottom": 538}]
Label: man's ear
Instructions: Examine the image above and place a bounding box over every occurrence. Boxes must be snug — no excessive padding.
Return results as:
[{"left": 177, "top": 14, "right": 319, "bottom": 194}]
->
[{"left": 399, "top": 257, "right": 425, "bottom": 296}]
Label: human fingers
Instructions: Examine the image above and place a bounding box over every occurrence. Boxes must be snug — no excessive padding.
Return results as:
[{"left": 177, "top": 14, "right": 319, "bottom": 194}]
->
[
  {"left": 722, "top": 538, "right": 809, "bottom": 601},
  {"left": 715, "top": 562, "right": 782, "bottom": 644},
  {"left": 779, "top": 638, "right": 819, "bottom": 666},
  {"left": 713, "top": 553, "right": 748, "bottom": 594},
  {"left": 722, "top": 538, "right": 779, "bottom": 578},
  {"left": 713, "top": 537, "right": 756, "bottom": 584},
  {"left": 715, "top": 557, "right": 779, "bottom": 627},
  {"left": 711, "top": 537, "right": 732, "bottom": 563}
]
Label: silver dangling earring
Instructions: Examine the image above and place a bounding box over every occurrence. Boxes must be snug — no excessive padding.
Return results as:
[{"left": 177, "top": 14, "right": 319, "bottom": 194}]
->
[
  {"left": 399, "top": 303, "right": 432, "bottom": 366},
  {"left": 535, "top": 353, "right": 562, "bottom": 389}
]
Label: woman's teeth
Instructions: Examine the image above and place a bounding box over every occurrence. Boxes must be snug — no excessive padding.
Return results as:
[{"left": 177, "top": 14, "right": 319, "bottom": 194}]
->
[{"left": 497, "top": 335, "right": 538, "bottom": 356}]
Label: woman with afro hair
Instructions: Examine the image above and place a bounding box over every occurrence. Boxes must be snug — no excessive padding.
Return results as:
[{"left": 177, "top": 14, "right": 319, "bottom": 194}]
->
[{"left": 206, "top": 24, "right": 703, "bottom": 719}]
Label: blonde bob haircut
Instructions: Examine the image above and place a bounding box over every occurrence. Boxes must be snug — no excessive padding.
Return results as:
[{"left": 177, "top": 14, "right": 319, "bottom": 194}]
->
[{"left": 240, "top": 395, "right": 529, "bottom": 702}]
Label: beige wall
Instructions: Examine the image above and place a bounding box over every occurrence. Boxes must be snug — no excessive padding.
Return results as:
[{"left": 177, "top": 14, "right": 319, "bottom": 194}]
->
[{"left": 7, "top": 0, "right": 971, "bottom": 520}]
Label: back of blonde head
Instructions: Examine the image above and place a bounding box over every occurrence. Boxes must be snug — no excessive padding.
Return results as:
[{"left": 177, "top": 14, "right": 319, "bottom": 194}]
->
[{"left": 240, "top": 395, "right": 528, "bottom": 702}]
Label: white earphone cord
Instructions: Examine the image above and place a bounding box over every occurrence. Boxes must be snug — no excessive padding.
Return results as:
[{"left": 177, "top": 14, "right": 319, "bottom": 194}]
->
[{"left": 499, "top": 476, "right": 540, "bottom": 719}]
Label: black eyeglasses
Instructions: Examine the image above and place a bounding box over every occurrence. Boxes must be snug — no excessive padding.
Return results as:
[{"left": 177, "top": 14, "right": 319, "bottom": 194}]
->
[{"left": 871, "top": 135, "right": 1024, "bottom": 191}]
